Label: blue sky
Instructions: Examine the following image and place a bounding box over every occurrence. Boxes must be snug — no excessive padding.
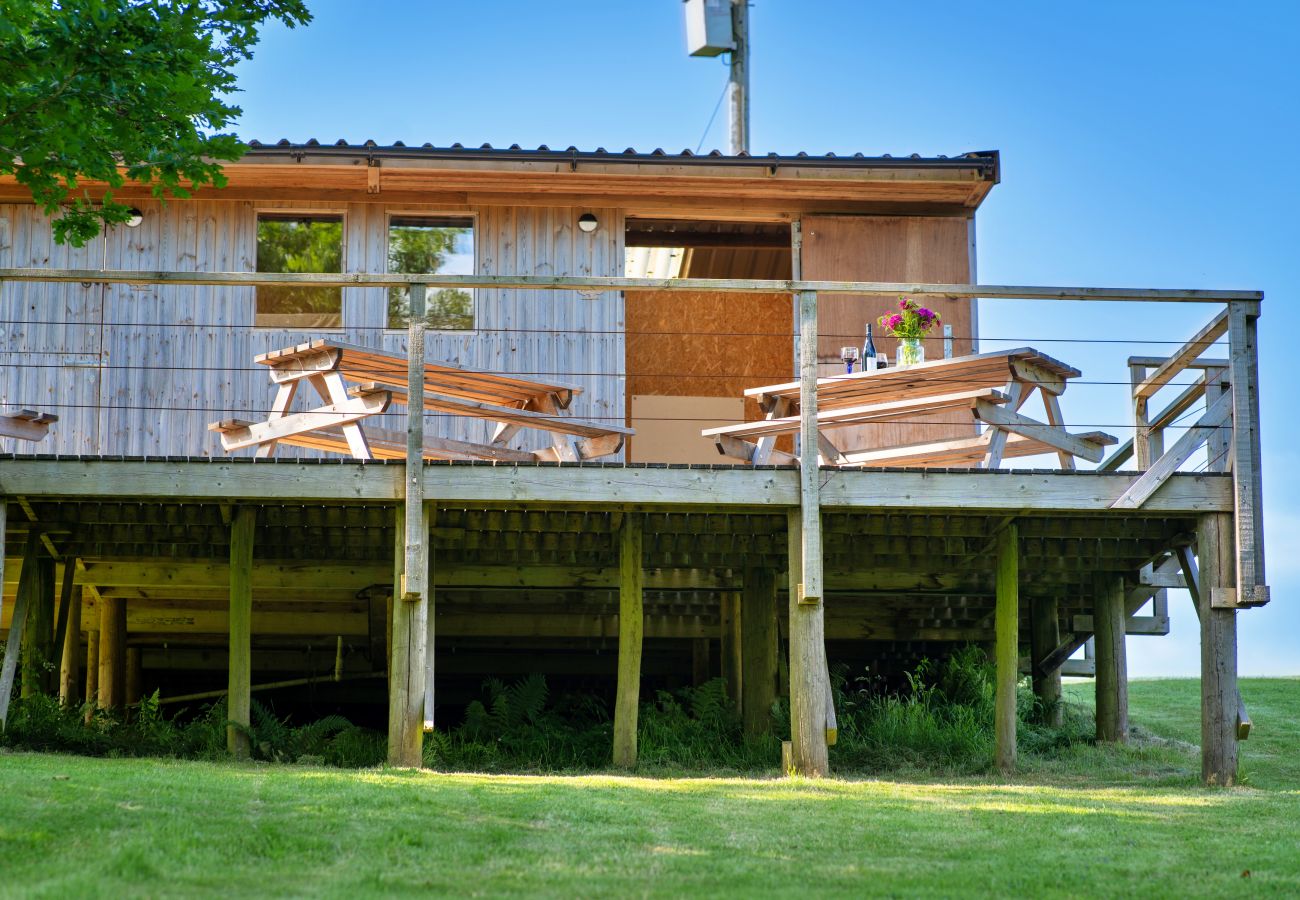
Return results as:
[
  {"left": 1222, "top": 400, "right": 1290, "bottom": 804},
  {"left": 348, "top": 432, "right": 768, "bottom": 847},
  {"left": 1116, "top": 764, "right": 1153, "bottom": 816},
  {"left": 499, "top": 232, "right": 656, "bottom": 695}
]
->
[{"left": 232, "top": 1, "right": 1299, "bottom": 676}]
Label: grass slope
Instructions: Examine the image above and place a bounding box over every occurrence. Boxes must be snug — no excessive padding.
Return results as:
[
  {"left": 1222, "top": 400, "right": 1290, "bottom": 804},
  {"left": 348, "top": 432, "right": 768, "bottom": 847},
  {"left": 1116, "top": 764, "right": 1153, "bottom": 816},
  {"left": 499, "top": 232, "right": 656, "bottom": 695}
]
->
[{"left": 2, "top": 678, "right": 1297, "bottom": 898}]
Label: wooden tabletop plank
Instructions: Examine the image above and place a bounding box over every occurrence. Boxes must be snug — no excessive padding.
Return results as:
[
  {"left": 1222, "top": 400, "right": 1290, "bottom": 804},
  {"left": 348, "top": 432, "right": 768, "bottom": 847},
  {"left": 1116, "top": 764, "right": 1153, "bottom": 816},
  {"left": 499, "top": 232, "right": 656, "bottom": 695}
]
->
[
  {"left": 352, "top": 383, "right": 633, "bottom": 439},
  {"left": 255, "top": 339, "right": 581, "bottom": 408},
  {"left": 746, "top": 348, "right": 1082, "bottom": 407}
]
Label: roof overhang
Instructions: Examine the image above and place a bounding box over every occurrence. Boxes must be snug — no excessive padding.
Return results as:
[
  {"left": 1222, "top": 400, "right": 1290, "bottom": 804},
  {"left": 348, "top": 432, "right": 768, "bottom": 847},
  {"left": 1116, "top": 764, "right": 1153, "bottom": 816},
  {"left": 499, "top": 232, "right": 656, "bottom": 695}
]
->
[{"left": 0, "top": 144, "right": 1000, "bottom": 218}]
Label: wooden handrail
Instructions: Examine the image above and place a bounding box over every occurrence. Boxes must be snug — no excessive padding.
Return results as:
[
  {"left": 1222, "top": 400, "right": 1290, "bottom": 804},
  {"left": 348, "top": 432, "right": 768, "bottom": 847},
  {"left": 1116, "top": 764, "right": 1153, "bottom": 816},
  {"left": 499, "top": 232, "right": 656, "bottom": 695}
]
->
[{"left": 0, "top": 267, "right": 1264, "bottom": 302}]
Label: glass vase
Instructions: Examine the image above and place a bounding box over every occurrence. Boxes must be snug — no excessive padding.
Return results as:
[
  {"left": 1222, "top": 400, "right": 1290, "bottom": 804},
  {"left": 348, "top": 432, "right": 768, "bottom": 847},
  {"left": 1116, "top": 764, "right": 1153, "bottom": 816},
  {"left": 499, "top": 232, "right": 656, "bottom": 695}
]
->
[{"left": 896, "top": 337, "right": 925, "bottom": 368}]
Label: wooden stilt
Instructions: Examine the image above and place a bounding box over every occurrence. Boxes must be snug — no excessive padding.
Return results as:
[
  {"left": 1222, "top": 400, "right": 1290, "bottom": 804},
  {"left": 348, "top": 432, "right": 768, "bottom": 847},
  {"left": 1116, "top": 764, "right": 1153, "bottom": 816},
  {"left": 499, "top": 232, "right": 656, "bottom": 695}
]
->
[
  {"left": 1198, "top": 512, "right": 1239, "bottom": 784},
  {"left": 21, "top": 554, "right": 56, "bottom": 698},
  {"left": 97, "top": 596, "right": 126, "bottom": 710},
  {"left": 741, "top": 568, "right": 778, "bottom": 737},
  {"left": 51, "top": 562, "right": 75, "bottom": 685},
  {"left": 59, "top": 585, "right": 82, "bottom": 705},
  {"left": 0, "top": 532, "right": 39, "bottom": 727},
  {"left": 720, "top": 590, "right": 742, "bottom": 709},
  {"left": 1093, "top": 573, "right": 1128, "bottom": 743},
  {"left": 613, "top": 513, "right": 644, "bottom": 769},
  {"left": 691, "top": 638, "right": 710, "bottom": 686},
  {"left": 423, "top": 517, "right": 436, "bottom": 733},
  {"left": 994, "top": 523, "right": 1019, "bottom": 773},
  {"left": 83, "top": 630, "right": 99, "bottom": 720},
  {"left": 388, "top": 502, "right": 431, "bottom": 767},
  {"left": 125, "top": 647, "right": 143, "bottom": 707},
  {"left": 227, "top": 506, "right": 255, "bottom": 756},
  {"left": 1030, "top": 595, "right": 1062, "bottom": 726},
  {"left": 786, "top": 508, "right": 828, "bottom": 777}
]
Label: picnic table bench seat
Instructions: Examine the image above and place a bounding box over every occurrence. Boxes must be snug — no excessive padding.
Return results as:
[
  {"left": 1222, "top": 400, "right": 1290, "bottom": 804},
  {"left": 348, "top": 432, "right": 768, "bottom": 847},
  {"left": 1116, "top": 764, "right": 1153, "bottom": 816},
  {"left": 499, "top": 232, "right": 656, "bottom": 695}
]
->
[{"left": 210, "top": 339, "right": 631, "bottom": 462}]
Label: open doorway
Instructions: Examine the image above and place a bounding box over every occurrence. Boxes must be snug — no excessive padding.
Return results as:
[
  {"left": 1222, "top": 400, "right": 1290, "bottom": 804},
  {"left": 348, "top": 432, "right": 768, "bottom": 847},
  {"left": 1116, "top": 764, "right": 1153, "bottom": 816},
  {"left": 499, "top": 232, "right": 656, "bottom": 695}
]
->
[{"left": 624, "top": 219, "right": 793, "bottom": 463}]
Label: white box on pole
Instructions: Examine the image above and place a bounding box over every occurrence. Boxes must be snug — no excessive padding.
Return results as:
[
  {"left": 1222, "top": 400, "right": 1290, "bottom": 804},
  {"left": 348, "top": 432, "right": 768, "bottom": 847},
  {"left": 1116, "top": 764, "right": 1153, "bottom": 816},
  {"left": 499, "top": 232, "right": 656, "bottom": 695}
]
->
[{"left": 684, "top": 0, "right": 734, "bottom": 57}]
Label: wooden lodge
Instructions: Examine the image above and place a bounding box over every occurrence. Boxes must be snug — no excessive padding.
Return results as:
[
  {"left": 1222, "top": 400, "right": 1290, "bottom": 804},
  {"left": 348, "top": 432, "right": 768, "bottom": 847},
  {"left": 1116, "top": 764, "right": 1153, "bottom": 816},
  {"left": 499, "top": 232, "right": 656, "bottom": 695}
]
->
[{"left": 0, "top": 143, "right": 1266, "bottom": 781}]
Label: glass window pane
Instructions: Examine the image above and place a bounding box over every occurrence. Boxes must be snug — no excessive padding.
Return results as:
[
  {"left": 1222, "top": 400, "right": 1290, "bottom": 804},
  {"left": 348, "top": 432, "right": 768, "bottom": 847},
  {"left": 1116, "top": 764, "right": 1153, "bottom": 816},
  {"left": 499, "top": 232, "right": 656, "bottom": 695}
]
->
[
  {"left": 256, "top": 214, "right": 343, "bottom": 328},
  {"left": 387, "top": 217, "right": 474, "bottom": 330}
]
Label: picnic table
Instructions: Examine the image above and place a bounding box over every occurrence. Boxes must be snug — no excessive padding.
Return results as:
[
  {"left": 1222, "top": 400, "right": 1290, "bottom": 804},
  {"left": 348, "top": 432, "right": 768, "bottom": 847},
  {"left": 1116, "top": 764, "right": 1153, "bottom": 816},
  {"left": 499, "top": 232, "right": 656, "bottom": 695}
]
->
[
  {"left": 209, "top": 339, "right": 632, "bottom": 462},
  {"left": 0, "top": 409, "right": 56, "bottom": 443},
  {"left": 703, "top": 348, "right": 1116, "bottom": 469}
]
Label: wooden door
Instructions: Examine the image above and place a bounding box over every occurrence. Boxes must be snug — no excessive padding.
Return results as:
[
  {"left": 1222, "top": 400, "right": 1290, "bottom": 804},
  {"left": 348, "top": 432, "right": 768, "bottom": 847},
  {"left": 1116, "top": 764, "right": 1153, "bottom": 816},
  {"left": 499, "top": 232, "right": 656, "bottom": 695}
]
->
[{"left": 800, "top": 215, "right": 978, "bottom": 452}]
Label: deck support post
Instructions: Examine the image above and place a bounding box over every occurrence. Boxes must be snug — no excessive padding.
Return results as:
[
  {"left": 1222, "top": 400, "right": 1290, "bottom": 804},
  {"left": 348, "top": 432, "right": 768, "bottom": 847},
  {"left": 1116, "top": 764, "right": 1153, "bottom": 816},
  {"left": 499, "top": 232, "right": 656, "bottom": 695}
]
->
[
  {"left": 1093, "top": 574, "right": 1128, "bottom": 743},
  {"left": 58, "top": 585, "right": 82, "bottom": 705},
  {"left": 227, "top": 506, "right": 255, "bottom": 756},
  {"left": 51, "top": 561, "right": 75, "bottom": 691},
  {"left": 423, "top": 531, "right": 436, "bottom": 734},
  {"left": 388, "top": 502, "right": 432, "bottom": 767},
  {"left": 97, "top": 595, "right": 126, "bottom": 710},
  {"left": 720, "top": 591, "right": 742, "bottom": 709},
  {"left": 994, "top": 523, "right": 1019, "bottom": 773},
  {"left": 691, "top": 638, "right": 710, "bottom": 686},
  {"left": 20, "top": 553, "right": 55, "bottom": 699},
  {"left": 0, "top": 531, "right": 38, "bottom": 727},
  {"left": 125, "top": 648, "right": 143, "bottom": 707},
  {"left": 1030, "top": 595, "right": 1062, "bottom": 726},
  {"left": 786, "top": 508, "right": 828, "bottom": 777},
  {"left": 613, "top": 513, "right": 644, "bottom": 769},
  {"left": 83, "top": 631, "right": 99, "bottom": 721},
  {"left": 1198, "top": 512, "right": 1239, "bottom": 784},
  {"left": 741, "top": 568, "right": 778, "bottom": 737}
]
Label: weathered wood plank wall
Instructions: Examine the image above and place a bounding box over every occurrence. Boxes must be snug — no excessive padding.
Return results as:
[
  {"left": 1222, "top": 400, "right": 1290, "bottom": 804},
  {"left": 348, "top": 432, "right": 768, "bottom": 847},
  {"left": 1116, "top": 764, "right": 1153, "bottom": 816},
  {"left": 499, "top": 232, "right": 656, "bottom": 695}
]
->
[{"left": 0, "top": 201, "right": 625, "bottom": 457}]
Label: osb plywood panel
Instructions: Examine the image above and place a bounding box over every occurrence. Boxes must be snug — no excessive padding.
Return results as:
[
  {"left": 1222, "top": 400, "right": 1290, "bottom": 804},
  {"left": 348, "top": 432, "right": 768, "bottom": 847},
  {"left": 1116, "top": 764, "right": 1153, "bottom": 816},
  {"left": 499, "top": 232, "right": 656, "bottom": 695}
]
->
[
  {"left": 626, "top": 288, "right": 791, "bottom": 401},
  {"left": 801, "top": 215, "right": 977, "bottom": 453},
  {"left": 630, "top": 394, "right": 743, "bottom": 464}
]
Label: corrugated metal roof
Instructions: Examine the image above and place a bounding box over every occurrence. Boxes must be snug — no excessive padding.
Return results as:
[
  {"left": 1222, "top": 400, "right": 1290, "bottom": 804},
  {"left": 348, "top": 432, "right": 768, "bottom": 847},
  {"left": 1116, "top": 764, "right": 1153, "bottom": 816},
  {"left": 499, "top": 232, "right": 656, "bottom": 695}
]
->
[{"left": 243, "top": 140, "right": 999, "bottom": 178}]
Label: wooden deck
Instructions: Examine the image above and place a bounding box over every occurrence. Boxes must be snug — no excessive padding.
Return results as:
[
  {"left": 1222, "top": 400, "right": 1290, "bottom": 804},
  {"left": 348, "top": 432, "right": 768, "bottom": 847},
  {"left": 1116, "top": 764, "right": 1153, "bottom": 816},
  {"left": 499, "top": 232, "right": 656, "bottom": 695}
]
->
[
  {"left": 0, "top": 457, "right": 1210, "bottom": 701},
  {"left": 0, "top": 267, "right": 1264, "bottom": 783}
]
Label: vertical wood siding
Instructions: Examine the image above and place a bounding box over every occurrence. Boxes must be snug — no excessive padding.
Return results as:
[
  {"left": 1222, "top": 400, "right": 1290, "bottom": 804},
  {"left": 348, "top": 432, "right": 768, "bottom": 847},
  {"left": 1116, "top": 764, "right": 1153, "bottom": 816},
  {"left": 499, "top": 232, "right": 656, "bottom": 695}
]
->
[{"left": 0, "top": 201, "right": 626, "bottom": 458}]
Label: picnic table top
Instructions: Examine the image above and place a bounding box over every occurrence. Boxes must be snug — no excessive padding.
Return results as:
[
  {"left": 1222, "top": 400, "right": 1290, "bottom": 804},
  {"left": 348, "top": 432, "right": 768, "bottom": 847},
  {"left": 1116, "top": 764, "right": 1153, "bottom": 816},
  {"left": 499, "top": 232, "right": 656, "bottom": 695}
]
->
[
  {"left": 746, "top": 347, "right": 1082, "bottom": 409},
  {"left": 254, "top": 339, "right": 582, "bottom": 409}
]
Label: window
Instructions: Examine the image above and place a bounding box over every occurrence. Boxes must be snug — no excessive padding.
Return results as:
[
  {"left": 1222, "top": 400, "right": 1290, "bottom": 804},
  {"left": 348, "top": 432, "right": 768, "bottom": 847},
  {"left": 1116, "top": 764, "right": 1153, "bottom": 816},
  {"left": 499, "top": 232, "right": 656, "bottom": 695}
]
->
[
  {"left": 255, "top": 214, "right": 343, "bottom": 328},
  {"left": 387, "top": 215, "right": 474, "bottom": 330}
]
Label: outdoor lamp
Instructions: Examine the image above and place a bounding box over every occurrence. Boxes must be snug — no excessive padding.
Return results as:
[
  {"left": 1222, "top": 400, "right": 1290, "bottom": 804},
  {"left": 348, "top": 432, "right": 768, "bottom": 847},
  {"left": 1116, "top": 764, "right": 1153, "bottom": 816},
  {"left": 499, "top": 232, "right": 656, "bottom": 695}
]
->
[
  {"left": 125, "top": 207, "right": 144, "bottom": 228},
  {"left": 577, "top": 212, "right": 599, "bottom": 233}
]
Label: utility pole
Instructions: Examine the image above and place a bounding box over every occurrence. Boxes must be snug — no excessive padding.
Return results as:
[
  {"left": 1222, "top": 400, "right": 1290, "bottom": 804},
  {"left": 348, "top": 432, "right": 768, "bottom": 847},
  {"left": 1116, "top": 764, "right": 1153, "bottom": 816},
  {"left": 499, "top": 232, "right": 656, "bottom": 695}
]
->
[{"left": 729, "top": 0, "right": 749, "bottom": 154}]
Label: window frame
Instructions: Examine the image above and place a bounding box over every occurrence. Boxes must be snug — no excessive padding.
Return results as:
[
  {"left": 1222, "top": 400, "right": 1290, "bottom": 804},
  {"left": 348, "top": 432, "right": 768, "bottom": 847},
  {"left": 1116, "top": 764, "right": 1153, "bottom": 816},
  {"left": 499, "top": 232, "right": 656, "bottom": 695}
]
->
[
  {"left": 382, "top": 210, "right": 478, "bottom": 334},
  {"left": 252, "top": 208, "right": 348, "bottom": 332}
]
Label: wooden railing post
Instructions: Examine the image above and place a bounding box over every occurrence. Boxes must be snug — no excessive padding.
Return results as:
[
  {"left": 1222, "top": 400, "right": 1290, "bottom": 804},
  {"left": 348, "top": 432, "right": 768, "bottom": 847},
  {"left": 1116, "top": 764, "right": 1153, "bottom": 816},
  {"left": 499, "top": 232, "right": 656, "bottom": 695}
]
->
[
  {"left": 403, "top": 283, "right": 428, "bottom": 602},
  {"left": 796, "top": 289, "right": 823, "bottom": 603},
  {"left": 388, "top": 282, "right": 431, "bottom": 767},
  {"left": 1226, "top": 300, "right": 1268, "bottom": 606},
  {"left": 786, "top": 288, "right": 829, "bottom": 777}
]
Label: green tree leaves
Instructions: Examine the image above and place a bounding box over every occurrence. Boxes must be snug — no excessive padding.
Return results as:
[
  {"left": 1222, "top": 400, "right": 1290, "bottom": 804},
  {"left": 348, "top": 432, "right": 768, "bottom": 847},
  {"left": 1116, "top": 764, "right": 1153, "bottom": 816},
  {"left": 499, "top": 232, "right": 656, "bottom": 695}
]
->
[{"left": 0, "top": 0, "right": 311, "bottom": 245}]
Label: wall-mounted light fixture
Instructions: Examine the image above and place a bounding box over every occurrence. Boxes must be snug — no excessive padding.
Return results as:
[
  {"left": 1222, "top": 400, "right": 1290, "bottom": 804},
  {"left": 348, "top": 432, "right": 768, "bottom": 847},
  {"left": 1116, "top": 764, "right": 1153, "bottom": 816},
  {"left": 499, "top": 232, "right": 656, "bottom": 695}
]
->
[
  {"left": 577, "top": 212, "right": 599, "bottom": 234},
  {"left": 124, "top": 207, "right": 144, "bottom": 228}
]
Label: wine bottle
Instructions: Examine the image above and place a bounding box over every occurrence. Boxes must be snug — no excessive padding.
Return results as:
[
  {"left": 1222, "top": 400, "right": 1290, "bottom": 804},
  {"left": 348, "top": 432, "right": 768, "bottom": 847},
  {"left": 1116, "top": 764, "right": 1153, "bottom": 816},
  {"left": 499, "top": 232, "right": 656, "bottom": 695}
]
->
[{"left": 863, "top": 324, "right": 878, "bottom": 371}]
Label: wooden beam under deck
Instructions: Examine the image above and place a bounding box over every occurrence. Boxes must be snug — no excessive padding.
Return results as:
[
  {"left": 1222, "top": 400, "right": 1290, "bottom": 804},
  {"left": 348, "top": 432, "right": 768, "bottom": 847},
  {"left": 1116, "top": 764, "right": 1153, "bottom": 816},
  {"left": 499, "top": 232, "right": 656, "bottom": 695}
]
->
[{"left": 0, "top": 459, "right": 1233, "bottom": 513}]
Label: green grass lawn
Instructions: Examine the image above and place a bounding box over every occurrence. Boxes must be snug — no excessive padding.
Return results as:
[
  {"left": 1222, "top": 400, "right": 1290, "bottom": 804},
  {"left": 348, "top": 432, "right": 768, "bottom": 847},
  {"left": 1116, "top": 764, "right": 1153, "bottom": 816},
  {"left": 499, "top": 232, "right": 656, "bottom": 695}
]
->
[{"left": 3, "top": 678, "right": 1297, "bottom": 898}]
